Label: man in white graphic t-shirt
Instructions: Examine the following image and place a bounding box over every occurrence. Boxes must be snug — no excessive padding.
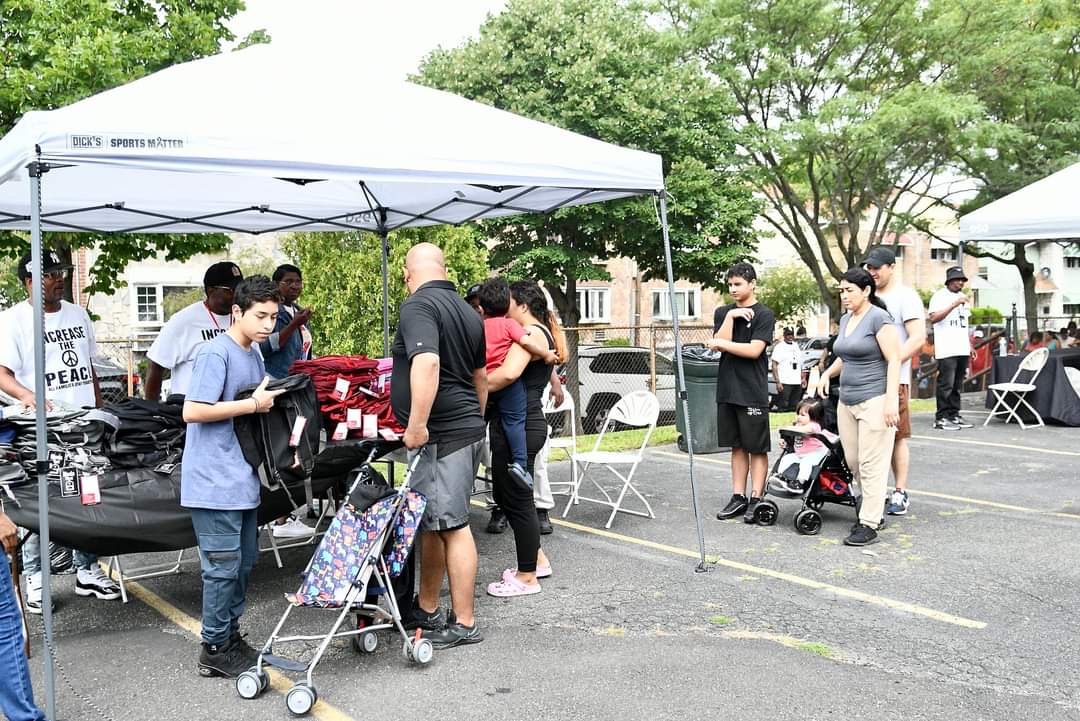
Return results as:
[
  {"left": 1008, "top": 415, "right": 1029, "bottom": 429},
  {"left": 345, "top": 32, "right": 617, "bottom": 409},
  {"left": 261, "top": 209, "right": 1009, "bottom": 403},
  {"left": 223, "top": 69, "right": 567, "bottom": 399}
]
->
[
  {"left": 770, "top": 327, "right": 802, "bottom": 411},
  {"left": 0, "top": 250, "right": 121, "bottom": 612},
  {"left": 928, "top": 266, "right": 973, "bottom": 431},
  {"left": 145, "top": 261, "right": 243, "bottom": 401}
]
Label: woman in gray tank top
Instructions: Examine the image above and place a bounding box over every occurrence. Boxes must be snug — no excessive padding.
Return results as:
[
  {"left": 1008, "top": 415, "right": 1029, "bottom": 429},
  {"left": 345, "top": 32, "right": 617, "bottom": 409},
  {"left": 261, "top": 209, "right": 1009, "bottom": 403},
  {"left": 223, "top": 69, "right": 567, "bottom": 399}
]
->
[{"left": 815, "top": 267, "right": 900, "bottom": 547}]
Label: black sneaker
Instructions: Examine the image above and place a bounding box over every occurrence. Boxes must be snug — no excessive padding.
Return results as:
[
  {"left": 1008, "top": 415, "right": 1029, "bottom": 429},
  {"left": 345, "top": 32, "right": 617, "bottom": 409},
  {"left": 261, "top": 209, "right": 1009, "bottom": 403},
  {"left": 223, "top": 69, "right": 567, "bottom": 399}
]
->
[
  {"left": 933, "top": 418, "right": 961, "bottom": 431},
  {"left": 485, "top": 508, "right": 508, "bottom": 534},
  {"left": 536, "top": 509, "right": 553, "bottom": 535},
  {"left": 230, "top": 632, "right": 260, "bottom": 665},
  {"left": 850, "top": 517, "right": 886, "bottom": 533},
  {"left": 403, "top": 600, "right": 456, "bottom": 632},
  {"left": 844, "top": 524, "right": 879, "bottom": 547},
  {"left": 197, "top": 638, "right": 252, "bottom": 678},
  {"left": 950, "top": 415, "right": 974, "bottom": 429},
  {"left": 716, "top": 494, "right": 748, "bottom": 520},
  {"left": 742, "top": 496, "right": 762, "bottom": 524},
  {"left": 422, "top": 621, "right": 483, "bottom": 649}
]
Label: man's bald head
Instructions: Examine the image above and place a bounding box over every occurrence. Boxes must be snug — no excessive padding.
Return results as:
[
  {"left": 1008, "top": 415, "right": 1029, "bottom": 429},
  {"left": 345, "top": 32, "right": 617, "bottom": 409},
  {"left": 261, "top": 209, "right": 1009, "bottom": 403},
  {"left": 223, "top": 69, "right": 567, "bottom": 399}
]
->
[{"left": 403, "top": 242, "right": 448, "bottom": 293}]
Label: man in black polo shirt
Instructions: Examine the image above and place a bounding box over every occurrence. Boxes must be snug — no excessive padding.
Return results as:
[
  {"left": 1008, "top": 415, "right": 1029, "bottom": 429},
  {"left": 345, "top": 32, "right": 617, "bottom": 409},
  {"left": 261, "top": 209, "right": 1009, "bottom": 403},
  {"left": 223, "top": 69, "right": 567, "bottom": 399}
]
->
[
  {"left": 391, "top": 243, "right": 487, "bottom": 649},
  {"left": 707, "top": 262, "right": 776, "bottom": 524}
]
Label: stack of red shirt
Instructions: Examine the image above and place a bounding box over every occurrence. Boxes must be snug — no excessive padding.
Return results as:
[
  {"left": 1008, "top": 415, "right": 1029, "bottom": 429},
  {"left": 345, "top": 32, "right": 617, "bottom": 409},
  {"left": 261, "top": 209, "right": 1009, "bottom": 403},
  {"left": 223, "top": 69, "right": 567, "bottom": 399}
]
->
[{"left": 289, "top": 356, "right": 404, "bottom": 435}]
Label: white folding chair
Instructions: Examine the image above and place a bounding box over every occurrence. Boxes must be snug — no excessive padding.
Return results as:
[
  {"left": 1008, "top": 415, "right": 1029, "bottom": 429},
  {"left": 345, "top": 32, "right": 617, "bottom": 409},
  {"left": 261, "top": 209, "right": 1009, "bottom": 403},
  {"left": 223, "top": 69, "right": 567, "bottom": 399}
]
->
[
  {"left": 565, "top": 390, "right": 659, "bottom": 528},
  {"left": 1065, "top": 366, "right": 1080, "bottom": 399},
  {"left": 542, "top": 383, "right": 577, "bottom": 498},
  {"left": 984, "top": 348, "right": 1051, "bottom": 429}
]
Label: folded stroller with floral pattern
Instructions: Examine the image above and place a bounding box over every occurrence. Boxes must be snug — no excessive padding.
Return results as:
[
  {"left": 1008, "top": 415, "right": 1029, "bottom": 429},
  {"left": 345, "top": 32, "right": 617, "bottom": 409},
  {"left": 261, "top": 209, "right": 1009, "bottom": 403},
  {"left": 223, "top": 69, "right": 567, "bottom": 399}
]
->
[{"left": 235, "top": 445, "right": 433, "bottom": 716}]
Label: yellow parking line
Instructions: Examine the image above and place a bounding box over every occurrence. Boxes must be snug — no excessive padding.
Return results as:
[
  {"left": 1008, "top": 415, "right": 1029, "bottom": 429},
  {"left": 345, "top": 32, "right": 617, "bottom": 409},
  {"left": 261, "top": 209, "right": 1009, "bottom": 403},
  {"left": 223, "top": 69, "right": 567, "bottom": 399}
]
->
[
  {"left": 109, "top": 571, "right": 355, "bottom": 721},
  {"left": 652, "top": 450, "right": 1080, "bottom": 520},
  {"left": 908, "top": 435, "right": 1080, "bottom": 457},
  {"left": 471, "top": 500, "right": 986, "bottom": 629}
]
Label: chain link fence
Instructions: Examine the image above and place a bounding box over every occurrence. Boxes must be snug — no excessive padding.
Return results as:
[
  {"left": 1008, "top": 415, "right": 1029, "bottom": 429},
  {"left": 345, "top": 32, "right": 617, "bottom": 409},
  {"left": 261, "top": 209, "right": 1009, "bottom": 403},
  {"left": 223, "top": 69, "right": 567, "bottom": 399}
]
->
[
  {"left": 560, "top": 325, "right": 714, "bottom": 433},
  {"left": 94, "top": 338, "right": 140, "bottom": 403}
]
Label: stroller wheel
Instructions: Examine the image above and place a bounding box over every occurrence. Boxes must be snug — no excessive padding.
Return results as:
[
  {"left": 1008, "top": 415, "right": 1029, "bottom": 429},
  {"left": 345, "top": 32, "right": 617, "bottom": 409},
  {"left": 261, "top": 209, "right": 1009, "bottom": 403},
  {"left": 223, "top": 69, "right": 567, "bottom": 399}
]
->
[
  {"left": 794, "top": 509, "right": 822, "bottom": 535},
  {"left": 285, "top": 683, "right": 317, "bottom": 716},
  {"left": 412, "top": 638, "right": 434, "bottom": 665},
  {"left": 352, "top": 631, "right": 379, "bottom": 654},
  {"left": 236, "top": 670, "right": 264, "bottom": 700},
  {"left": 754, "top": 499, "right": 779, "bottom": 526}
]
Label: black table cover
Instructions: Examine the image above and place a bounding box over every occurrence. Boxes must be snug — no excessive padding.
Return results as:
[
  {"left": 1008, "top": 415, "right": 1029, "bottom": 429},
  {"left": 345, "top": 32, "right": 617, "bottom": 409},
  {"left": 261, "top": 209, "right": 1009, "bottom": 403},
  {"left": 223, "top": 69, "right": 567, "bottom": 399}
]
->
[{"left": 984, "top": 348, "right": 1080, "bottom": 427}]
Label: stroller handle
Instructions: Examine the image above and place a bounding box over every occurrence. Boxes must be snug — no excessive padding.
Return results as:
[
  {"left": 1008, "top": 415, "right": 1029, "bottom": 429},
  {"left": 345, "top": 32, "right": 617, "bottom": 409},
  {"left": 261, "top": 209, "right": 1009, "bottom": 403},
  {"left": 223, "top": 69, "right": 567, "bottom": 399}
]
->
[{"left": 777, "top": 426, "right": 841, "bottom": 453}]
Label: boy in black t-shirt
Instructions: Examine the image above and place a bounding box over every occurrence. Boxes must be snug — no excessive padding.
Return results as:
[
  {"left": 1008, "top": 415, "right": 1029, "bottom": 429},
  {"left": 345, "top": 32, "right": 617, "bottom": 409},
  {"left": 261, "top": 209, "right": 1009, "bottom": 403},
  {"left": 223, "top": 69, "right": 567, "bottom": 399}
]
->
[{"left": 707, "top": 262, "right": 776, "bottom": 523}]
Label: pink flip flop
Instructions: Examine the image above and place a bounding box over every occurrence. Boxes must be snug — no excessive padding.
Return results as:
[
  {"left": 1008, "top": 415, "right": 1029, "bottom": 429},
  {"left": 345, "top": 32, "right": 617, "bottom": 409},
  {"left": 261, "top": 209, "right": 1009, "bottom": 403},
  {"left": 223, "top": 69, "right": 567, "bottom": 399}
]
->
[
  {"left": 487, "top": 573, "right": 541, "bottom": 598},
  {"left": 503, "top": 564, "right": 552, "bottom": 580}
]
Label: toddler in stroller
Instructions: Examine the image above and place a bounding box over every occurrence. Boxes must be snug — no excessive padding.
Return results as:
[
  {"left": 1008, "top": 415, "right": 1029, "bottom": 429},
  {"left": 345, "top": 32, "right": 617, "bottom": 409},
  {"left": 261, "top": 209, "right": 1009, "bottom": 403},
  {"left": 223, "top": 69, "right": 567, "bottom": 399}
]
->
[{"left": 753, "top": 399, "right": 860, "bottom": 535}]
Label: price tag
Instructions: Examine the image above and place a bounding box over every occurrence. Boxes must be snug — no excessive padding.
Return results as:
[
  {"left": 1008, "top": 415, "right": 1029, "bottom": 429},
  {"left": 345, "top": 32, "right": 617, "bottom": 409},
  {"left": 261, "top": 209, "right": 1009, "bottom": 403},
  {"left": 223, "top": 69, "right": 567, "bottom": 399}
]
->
[
  {"left": 362, "top": 414, "right": 378, "bottom": 439},
  {"left": 332, "top": 422, "right": 349, "bottom": 441},
  {"left": 378, "top": 428, "right": 399, "bottom": 441},
  {"left": 346, "top": 408, "right": 362, "bottom": 429},
  {"left": 80, "top": 473, "right": 101, "bottom": 506},
  {"left": 289, "top": 415, "right": 308, "bottom": 447},
  {"left": 60, "top": 466, "right": 79, "bottom": 498},
  {"left": 333, "top": 377, "right": 350, "bottom": 401}
]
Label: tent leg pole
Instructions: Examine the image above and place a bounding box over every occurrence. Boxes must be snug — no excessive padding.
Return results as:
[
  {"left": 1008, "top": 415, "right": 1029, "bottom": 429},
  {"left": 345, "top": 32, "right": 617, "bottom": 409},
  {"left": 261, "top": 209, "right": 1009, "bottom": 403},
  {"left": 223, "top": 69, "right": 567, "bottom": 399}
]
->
[
  {"left": 28, "top": 160, "right": 57, "bottom": 720},
  {"left": 379, "top": 229, "right": 390, "bottom": 356},
  {"left": 658, "top": 193, "right": 708, "bottom": 572}
]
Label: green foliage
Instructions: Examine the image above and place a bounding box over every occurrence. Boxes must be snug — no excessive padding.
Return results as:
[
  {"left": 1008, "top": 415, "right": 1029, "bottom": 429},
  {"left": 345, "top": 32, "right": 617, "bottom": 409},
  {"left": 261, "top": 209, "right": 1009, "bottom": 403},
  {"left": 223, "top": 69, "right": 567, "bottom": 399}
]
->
[
  {"left": 415, "top": 0, "right": 759, "bottom": 321},
  {"left": 603, "top": 337, "right": 632, "bottom": 347},
  {"left": 0, "top": 0, "right": 269, "bottom": 297},
  {"left": 916, "top": 287, "right": 936, "bottom": 307},
  {"left": 969, "top": 307, "right": 1004, "bottom": 325},
  {"left": 283, "top": 226, "right": 488, "bottom": 357},
  {"left": 754, "top": 265, "right": 821, "bottom": 326},
  {"left": 0, "top": 261, "right": 27, "bottom": 309}
]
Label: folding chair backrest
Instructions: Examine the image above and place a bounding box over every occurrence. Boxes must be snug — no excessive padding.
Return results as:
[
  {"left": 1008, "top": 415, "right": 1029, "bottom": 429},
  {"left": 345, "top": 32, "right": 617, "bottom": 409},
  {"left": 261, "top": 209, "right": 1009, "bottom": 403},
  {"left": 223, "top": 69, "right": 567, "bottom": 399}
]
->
[
  {"left": 590, "top": 391, "right": 660, "bottom": 457},
  {"left": 542, "top": 383, "right": 575, "bottom": 414},
  {"left": 1065, "top": 366, "right": 1080, "bottom": 399},
  {"left": 1012, "top": 347, "right": 1050, "bottom": 384}
]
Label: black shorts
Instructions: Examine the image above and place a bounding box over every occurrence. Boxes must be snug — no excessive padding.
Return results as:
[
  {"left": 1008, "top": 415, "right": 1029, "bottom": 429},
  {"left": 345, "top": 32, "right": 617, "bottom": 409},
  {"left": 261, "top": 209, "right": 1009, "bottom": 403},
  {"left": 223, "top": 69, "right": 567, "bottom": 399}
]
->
[{"left": 716, "top": 402, "right": 770, "bottom": 454}]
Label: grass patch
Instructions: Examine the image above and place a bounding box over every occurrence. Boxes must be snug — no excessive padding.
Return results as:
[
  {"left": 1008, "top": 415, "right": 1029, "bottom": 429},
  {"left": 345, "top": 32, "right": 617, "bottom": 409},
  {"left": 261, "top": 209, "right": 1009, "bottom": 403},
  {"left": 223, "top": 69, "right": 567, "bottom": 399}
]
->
[
  {"left": 797, "top": 641, "right": 835, "bottom": 659},
  {"left": 708, "top": 615, "right": 735, "bottom": 626}
]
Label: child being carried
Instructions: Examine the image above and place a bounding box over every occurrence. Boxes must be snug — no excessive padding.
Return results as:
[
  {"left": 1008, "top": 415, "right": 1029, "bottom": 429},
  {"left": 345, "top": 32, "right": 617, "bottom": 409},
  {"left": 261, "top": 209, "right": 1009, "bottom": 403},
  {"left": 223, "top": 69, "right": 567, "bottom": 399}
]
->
[
  {"left": 479, "top": 279, "right": 559, "bottom": 487},
  {"left": 768, "top": 397, "right": 830, "bottom": 495}
]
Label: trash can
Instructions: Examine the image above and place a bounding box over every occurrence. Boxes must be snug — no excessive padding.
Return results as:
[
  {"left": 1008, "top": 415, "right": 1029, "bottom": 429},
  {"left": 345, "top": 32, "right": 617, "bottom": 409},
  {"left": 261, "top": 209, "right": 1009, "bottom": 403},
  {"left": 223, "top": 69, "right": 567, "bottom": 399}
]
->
[{"left": 674, "top": 347, "right": 725, "bottom": 454}]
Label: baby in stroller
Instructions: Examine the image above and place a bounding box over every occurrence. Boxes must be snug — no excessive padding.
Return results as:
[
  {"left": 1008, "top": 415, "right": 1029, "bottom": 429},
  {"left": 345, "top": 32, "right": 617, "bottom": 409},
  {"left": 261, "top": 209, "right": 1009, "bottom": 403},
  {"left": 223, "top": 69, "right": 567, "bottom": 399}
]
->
[{"left": 766, "top": 398, "right": 830, "bottom": 496}]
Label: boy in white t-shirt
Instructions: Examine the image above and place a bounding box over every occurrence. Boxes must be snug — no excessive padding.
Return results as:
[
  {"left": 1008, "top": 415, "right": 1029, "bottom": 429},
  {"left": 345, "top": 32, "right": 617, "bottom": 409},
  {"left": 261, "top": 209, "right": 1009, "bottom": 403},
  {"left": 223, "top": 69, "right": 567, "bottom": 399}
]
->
[
  {"left": 928, "top": 266, "right": 973, "bottom": 431},
  {"left": 0, "top": 251, "right": 120, "bottom": 612},
  {"left": 145, "top": 261, "right": 243, "bottom": 401}
]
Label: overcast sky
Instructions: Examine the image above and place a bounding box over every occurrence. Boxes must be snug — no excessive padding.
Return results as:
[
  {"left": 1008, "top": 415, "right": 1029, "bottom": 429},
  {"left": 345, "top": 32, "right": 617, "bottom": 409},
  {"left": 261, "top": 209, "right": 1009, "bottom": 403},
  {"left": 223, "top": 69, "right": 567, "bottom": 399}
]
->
[{"left": 228, "top": 0, "right": 507, "bottom": 79}]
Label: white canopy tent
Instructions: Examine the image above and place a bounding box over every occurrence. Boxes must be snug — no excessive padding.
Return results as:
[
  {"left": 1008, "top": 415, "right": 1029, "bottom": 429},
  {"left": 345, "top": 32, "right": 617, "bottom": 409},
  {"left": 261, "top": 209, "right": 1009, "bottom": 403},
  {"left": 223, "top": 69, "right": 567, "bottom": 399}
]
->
[
  {"left": 959, "top": 160, "right": 1080, "bottom": 243},
  {"left": 0, "top": 44, "right": 708, "bottom": 718}
]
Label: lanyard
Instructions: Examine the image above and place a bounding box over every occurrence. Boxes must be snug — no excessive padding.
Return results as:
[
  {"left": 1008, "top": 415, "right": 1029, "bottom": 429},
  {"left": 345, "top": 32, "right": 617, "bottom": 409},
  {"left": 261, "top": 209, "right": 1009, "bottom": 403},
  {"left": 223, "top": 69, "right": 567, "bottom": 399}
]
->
[{"left": 205, "top": 302, "right": 230, "bottom": 329}]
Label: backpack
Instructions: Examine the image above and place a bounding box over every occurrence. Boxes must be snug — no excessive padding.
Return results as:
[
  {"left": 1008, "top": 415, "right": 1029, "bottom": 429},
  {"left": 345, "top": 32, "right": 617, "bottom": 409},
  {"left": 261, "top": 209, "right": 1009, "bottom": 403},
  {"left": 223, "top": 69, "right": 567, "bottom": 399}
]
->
[{"left": 233, "top": 374, "right": 321, "bottom": 503}]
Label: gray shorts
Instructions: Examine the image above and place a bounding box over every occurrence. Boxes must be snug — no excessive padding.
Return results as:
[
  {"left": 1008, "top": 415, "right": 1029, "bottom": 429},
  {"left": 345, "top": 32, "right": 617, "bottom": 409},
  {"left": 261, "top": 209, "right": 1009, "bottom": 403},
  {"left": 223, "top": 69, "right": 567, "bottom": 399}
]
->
[{"left": 408, "top": 439, "right": 484, "bottom": 532}]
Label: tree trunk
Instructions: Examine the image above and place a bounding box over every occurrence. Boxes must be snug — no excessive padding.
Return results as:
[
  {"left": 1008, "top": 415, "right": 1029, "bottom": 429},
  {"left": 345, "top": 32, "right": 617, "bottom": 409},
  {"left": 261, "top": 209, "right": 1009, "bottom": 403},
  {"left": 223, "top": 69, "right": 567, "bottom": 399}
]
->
[
  {"left": 1012, "top": 244, "right": 1037, "bottom": 334},
  {"left": 562, "top": 270, "right": 584, "bottom": 434}
]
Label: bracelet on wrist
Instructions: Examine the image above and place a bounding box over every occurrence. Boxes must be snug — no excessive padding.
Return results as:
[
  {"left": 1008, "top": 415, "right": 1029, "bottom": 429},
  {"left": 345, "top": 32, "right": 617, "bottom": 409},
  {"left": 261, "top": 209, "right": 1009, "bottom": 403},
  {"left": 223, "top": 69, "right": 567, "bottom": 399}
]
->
[{"left": 251, "top": 397, "right": 260, "bottom": 413}]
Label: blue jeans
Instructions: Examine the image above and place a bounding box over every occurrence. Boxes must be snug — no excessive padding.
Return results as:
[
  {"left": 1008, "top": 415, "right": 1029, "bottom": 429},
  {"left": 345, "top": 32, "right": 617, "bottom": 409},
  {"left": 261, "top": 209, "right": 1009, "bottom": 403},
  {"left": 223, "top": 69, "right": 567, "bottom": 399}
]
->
[
  {"left": 1, "top": 557, "right": 46, "bottom": 721},
  {"left": 492, "top": 379, "right": 528, "bottom": 469},
  {"left": 21, "top": 533, "right": 96, "bottom": 575},
  {"left": 189, "top": 508, "right": 258, "bottom": 646}
]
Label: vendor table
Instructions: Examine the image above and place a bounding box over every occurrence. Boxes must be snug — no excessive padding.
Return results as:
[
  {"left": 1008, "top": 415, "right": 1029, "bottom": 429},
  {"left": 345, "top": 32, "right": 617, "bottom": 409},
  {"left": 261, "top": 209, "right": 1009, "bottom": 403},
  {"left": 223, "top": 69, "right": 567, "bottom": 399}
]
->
[{"left": 985, "top": 348, "right": 1080, "bottom": 427}]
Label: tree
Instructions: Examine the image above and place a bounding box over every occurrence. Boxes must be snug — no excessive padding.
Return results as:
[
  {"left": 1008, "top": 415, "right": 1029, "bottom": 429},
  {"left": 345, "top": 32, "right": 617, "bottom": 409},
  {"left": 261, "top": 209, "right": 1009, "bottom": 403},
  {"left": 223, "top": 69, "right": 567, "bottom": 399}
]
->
[
  {"left": 282, "top": 227, "right": 488, "bottom": 358},
  {"left": 0, "top": 0, "right": 267, "bottom": 298},
  {"left": 754, "top": 264, "right": 821, "bottom": 327},
  {"left": 416, "top": 0, "right": 759, "bottom": 416},
  {"left": 664, "top": 0, "right": 990, "bottom": 317}
]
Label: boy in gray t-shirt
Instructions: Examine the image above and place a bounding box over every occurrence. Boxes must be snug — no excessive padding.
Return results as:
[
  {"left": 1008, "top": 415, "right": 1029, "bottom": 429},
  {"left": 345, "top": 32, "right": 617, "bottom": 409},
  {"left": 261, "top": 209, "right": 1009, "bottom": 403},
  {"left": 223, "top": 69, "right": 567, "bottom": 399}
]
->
[{"left": 181, "top": 275, "right": 285, "bottom": 680}]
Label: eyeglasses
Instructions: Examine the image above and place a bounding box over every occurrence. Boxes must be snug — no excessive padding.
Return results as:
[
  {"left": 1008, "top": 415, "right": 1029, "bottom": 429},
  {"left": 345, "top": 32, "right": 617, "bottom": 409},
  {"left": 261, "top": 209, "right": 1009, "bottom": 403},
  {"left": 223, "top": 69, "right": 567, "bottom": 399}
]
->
[{"left": 42, "top": 270, "right": 69, "bottom": 281}]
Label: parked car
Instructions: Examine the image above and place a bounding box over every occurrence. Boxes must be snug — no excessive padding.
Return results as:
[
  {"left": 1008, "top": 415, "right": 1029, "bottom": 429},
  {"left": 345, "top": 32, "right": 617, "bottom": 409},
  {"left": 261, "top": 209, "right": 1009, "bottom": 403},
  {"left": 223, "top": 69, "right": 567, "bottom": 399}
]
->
[
  {"left": 766, "top": 339, "right": 826, "bottom": 408},
  {"left": 569, "top": 346, "right": 676, "bottom": 432},
  {"left": 94, "top": 356, "right": 140, "bottom": 404}
]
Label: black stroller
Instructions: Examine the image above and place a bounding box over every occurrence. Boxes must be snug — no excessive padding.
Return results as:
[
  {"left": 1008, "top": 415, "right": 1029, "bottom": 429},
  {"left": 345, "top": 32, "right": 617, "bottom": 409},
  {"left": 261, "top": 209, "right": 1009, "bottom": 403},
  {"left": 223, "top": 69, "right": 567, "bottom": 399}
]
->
[{"left": 752, "top": 427, "right": 858, "bottom": 534}]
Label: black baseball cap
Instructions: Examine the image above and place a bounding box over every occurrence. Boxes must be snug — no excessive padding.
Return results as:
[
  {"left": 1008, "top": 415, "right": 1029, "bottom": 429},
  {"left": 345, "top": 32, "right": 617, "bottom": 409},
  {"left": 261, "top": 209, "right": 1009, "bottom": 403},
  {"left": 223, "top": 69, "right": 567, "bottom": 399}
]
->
[
  {"left": 464, "top": 283, "right": 482, "bottom": 301},
  {"left": 203, "top": 261, "right": 243, "bottom": 290},
  {"left": 862, "top": 246, "right": 897, "bottom": 268},
  {"left": 17, "top": 250, "right": 73, "bottom": 281},
  {"left": 945, "top": 266, "right": 968, "bottom": 283},
  {"left": 783, "top": 327, "right": 795, "bottom": 337}
]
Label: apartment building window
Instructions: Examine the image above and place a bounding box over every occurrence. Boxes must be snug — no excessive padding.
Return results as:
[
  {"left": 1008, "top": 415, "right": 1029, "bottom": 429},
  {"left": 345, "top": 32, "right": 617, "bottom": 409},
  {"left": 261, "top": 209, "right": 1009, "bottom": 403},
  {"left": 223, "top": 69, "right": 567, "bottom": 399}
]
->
[
  {"left": 651, "top": 288, "right": 700, "bottom": 320},
  {"left": 576, "top": 287, "right": 611, "bottom": 324},
  {"left": 931, "top": 248, "right": 957, "bottom": 262},
  {"left": 134, "top": 284, "right": 197, "bottom": 324},
  {"left": 893, "top": 245, "right": 905, "bottom": 259},
  {"left": 1066, "top": 257, "right": 1080, "bottom": 269},
  {"left": 1064, "top": 304, "right": 1080, "bottom": 316}
]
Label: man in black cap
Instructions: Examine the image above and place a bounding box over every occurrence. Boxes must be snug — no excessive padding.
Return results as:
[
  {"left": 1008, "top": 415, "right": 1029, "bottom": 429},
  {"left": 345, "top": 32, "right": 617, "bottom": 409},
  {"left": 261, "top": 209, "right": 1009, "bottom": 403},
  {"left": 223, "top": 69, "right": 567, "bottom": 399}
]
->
[
  {"left": 464, "top": 283, "right": 483, "bottom": 314},
  {"left": 928, "top": 266, "right": 973, "bottom": 431},
  {"left": 145, "top": 261, "right": 243, "bottom": 402}
]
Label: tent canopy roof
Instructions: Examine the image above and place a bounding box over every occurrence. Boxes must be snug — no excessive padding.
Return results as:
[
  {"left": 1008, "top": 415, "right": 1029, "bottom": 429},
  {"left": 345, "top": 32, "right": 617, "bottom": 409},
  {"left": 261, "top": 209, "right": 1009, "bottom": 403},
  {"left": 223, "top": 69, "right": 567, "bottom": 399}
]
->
[
  {"left": 0, "top": 44, "right": 663, "bottom": 235},
  {"left": 959, "top": 161, "right": 1080, "bottom": 243}
]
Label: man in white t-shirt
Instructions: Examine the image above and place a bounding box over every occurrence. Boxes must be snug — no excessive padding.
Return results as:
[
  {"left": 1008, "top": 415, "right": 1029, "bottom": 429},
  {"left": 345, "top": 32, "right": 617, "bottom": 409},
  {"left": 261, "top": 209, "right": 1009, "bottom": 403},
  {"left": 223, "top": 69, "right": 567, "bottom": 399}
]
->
[
  {"left": 145, "top": 261, "right": 243, "bottom": 401},
  {"left": 0, "top": 250, "right": 121, "bottom": 612},
  {"left": 864, "top": 246, "right": 926, "bottom": 516},
  {"left": 928, "top": 266, "right": 973, "bottom": 431},
  {"left": 770, "top": 327, "right": 802, "bottom": 411}
]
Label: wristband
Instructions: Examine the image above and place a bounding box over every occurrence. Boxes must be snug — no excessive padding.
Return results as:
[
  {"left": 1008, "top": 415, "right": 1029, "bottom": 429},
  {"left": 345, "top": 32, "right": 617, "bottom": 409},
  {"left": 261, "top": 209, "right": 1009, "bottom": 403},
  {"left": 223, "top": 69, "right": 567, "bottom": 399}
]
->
[{"left": 252, "top": 397, "right": 260, "bottom": 413}]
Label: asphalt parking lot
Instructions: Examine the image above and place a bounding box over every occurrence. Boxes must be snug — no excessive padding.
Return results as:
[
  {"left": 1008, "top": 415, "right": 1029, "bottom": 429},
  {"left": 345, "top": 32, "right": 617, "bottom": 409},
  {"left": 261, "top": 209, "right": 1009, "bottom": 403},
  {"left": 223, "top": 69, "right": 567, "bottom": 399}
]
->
[{"left": 24, "top": 396, "right": 1080, "bottom": 721}]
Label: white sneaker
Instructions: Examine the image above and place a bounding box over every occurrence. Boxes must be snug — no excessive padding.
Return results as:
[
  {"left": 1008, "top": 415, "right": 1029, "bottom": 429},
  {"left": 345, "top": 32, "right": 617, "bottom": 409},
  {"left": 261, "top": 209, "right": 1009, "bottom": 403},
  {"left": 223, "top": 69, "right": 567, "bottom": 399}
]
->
[
  {"left": 25, "top": 572, "right": 44, "bottom": 614},
  {"left": 75, "top": 566, "right": 121, "bottom": 600},
  {"left": 272, "top": 516, "right": 315, "bottom": 539}
]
